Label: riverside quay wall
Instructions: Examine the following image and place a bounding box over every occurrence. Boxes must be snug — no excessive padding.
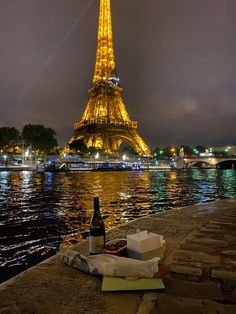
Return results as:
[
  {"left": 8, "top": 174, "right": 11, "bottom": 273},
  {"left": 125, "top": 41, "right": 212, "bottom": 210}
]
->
[{"left": 0, "top": 199, "right": 236, "bottom": 314}]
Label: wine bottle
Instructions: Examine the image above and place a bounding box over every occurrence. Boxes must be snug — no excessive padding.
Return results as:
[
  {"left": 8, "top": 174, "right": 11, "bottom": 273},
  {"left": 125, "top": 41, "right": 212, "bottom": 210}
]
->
[{"left": 89, "top": 197, "right": 105, "bottom": 255}]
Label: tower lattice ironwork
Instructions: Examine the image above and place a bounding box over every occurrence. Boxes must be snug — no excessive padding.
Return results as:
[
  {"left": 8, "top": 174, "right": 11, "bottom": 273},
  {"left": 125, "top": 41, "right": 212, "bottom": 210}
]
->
[{"left": 69, "top": 0, "right": 151, "bottom": 156}]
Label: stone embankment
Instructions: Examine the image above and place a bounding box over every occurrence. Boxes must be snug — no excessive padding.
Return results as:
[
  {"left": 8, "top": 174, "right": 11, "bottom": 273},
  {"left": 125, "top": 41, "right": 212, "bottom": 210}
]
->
[{"left": 0, "top": 200, "right": 236, "bottom": 313}]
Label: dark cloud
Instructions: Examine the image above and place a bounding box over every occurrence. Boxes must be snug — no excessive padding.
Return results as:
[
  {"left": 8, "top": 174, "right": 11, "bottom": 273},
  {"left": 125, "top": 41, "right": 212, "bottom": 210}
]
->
[
  {"left": 144, "top": 94, "right": 236, "bottom": 147},
  {"left": 0, "top": 0, "right": 236, "bottom": 149}
]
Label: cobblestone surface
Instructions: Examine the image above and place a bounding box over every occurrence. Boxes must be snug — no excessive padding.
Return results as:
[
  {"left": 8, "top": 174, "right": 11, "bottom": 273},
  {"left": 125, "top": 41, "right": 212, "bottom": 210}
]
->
[
  {"left": 175, "top": 250, "right": 221, "bottom": 264},
  {"left": 0, "top": 199, "right": 236, "bottom": 313},
  {"left": 139, "top": 200, "right": 236, "bottom": 313}
]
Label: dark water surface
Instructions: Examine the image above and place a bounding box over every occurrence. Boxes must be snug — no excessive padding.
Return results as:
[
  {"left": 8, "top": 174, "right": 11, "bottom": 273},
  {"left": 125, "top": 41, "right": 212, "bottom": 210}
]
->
[{"left": 1, "top": 169, "right": 236, "bottom": 283}]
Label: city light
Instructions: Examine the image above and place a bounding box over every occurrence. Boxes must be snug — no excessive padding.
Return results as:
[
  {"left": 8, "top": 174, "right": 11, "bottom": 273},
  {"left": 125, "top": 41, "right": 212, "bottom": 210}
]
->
[{"left": 25, "top": 149, "right": 29, "bottom": 158}]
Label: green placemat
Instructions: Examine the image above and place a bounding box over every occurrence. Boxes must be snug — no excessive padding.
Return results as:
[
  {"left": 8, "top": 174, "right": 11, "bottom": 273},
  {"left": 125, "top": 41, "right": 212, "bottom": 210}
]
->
[{"left": 102, "top": 276, "right": 165, "bottom": 291}]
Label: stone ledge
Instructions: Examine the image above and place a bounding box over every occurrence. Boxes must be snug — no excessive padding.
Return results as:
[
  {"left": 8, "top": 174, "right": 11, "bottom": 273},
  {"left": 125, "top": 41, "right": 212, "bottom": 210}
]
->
[{"left": 0, "top": 200, "right": 236, "bottom": 314}]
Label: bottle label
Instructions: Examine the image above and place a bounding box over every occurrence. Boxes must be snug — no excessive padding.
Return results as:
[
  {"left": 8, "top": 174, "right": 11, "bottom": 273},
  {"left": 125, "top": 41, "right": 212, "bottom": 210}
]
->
[{"left": 89, "top": 235, "right": 104, "bottom": 254}]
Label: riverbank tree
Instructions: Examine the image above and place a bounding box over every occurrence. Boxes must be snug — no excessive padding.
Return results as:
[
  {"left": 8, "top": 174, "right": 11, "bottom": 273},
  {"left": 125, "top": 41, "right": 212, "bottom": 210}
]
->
[
  {"left": 0, "top": 127, "right": 21, "bottom": 152},
  {"left": 22, "top": 124, "right": 58, "bottom": 154}
]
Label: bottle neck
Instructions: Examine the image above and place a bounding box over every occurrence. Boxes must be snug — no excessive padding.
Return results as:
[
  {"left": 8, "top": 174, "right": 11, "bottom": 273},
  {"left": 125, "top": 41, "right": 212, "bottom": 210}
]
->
[
  {"left": 93, "top": 197, "right": 100, "bottom": 215},
  {"left": 94, "top": 207, "right": 100, "bottom": 215}
]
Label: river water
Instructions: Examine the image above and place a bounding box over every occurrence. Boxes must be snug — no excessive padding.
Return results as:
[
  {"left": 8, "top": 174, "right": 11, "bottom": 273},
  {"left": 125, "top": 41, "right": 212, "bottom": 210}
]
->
[{"left": 1, "top": 169, "right": 236, "bottom": 283}]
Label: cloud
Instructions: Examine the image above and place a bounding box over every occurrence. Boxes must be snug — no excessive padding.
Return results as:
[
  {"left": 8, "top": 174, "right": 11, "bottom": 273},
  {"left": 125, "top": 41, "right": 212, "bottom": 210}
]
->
[{"left": 141, "top": 94, "right": 236, "bottom": 147}]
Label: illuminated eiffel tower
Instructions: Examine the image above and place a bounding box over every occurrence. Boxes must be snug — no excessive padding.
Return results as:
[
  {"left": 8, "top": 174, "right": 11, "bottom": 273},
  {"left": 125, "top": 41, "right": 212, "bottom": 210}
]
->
[{"left": 69, "top": 0, "right": 151, "bottom": 156}]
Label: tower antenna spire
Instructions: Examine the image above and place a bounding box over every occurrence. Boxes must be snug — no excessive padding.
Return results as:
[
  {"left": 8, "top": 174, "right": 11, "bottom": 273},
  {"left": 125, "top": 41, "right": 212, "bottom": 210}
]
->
[{"left": 93, "top": 0, "right": 116, "bottom": 83}]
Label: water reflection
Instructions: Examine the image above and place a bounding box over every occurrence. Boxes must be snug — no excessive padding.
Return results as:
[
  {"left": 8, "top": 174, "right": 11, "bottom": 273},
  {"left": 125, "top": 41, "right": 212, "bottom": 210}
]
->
[
  {"left": 0, "top": 169, "right": 236, "bottom": 282},
  {"left": 219, "top": 170, "right": 236, "bottom": 198}
]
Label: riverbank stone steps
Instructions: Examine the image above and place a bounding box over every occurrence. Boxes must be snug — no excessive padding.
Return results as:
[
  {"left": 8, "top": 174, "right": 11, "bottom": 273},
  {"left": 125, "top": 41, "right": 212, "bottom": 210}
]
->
[{"left": 0, "top": 199, "right": 236, "bottom": 313}]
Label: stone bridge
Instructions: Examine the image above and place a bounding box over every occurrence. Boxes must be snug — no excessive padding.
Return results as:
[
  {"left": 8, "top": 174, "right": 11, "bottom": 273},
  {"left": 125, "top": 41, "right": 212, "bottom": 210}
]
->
[{"left": 179, "top": 157, "right": 236, "bottom": 169}]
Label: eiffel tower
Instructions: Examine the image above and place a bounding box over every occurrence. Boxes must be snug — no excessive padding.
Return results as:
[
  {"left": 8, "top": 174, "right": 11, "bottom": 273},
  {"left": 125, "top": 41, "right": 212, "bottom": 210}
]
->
[{"left": 68, "top": 0, "right": 151, "bottom": 156}]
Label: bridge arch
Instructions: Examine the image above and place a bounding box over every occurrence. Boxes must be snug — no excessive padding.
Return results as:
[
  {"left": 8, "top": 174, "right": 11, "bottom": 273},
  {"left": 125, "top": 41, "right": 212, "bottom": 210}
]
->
[{"left": 217, "top": 160, "right": 236, "bottom": 169}]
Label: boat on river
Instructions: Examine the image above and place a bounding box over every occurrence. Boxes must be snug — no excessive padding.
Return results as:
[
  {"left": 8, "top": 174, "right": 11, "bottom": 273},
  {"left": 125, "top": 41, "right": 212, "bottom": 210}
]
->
[
  {"left": 60, "top": 161, "right": 94, "bottom": 171},
  {"left": 35, "top": 158, "right": 171, "bottom": 172},
  {"left": 93, "top": 162, "right": 132, "bottom": 171},
  {"left": 60, "top": 161, "right": 133, "bottom": 172}
]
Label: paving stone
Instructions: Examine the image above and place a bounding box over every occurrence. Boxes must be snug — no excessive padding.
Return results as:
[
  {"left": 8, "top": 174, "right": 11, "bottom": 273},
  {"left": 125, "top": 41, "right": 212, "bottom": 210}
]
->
[
  {"left": 223, "top": 215, "right": 236, "bottom": 219},
  {"left": 228, "top": 259, "right": 236, "bottom": 267},
  {"left": 224, "top": 234, "right": 236, "bottom": 243},
  {"left": 212, "top": 270, "right": 236, "bottom": 281},
  {"left": 222, "top": 250, "right": 236, "bottom": 257},
  {"left": 171, "top": 264, "right": 202, "bottom": 276},
  {"left": 188, "top": 262, "right": 203, "bottom": 268},
  {"left": 227, "top": 288, "right": 236, "bottom": 303},
  {"left": 180, "top": 242, "right": 215, "bottom": 253},
  {"left": 175, "top": 250, "right": 221, "bottom": 264},
  {"left": 187, "top": 238, "right": 228, "bottom": 247},
  {"left": 191, "top": 232, "right": 224, "bottom": 240},
  {"left": 209, "top": 221, "right": 236, "bottom": 226},
  {"left": 214, "top": 218, "right": 236, "bottom": 222},
  {"left": 164, "top": 276, "right": 224, "bottom": 300},
  {"left": 205, "top": 224, "right": 222, "bottom": 229},
  {"left": 199, "top": 227, "right": 225, "bottom": 233}
]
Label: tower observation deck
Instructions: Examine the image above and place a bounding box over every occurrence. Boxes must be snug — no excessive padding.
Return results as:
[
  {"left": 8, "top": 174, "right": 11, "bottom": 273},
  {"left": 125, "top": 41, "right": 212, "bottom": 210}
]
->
[{"left": 68, "top": 0, "right": 151, "bottom": 156}]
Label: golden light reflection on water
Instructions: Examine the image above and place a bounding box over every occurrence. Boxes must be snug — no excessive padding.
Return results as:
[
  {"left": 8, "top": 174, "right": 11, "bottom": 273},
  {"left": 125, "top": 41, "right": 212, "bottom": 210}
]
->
[
  {"left": 1, "top": 169, "right": 236, "bottom": 278},
  {"left": 61, "top": 171, "right": 153, "bottom": 244},
  {"left": 169, "top": 171, "right": 177, "bottom": 181}
]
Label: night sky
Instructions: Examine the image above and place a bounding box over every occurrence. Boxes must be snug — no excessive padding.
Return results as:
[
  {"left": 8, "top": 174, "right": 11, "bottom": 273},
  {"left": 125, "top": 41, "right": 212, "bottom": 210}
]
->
[{"left": 0, "top": 0, "right": 236, "bottom": 149}]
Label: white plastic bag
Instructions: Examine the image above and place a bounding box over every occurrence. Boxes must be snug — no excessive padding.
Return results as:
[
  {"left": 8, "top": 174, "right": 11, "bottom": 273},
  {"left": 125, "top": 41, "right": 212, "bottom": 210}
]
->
[{"left": 60, "top": 244, "right": 159, "bottom": 278}]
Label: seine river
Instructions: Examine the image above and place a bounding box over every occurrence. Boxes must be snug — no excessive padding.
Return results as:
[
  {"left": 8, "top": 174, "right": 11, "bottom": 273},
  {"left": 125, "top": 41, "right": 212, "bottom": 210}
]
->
[{"left": 1, "top": 169, "right": 236, "bottom": 283}]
